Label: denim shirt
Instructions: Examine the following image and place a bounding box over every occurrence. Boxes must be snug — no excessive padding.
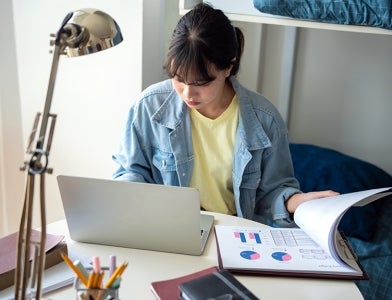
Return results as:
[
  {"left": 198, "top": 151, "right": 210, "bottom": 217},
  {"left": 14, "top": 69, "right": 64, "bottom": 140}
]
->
[{"left": 112, "top": 77, "right": 301, "bottom": 227}]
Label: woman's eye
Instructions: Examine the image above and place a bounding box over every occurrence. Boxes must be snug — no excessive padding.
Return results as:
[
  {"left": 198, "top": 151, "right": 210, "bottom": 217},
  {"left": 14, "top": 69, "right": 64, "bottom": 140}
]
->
[
  {"left": 173, "top": 75, "right": 212, "bottom": 86},
  {"left": 193, "top": 81, "right": 211, "bottom": 87}
]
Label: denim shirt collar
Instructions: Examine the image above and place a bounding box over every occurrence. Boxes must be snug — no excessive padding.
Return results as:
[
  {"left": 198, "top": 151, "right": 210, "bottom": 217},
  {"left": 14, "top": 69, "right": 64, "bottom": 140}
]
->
[
  {"left": 151, "top": 77, "right": 271, "bottom": 150},
  {"left": 151, "top": 80, "right": 188, "bottom": 130}
]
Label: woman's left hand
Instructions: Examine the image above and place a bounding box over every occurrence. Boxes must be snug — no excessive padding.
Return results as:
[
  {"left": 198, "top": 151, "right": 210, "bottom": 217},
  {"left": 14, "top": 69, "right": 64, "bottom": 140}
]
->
[{"left": 286, "top": 190, "right": 340, "bottom": 213}]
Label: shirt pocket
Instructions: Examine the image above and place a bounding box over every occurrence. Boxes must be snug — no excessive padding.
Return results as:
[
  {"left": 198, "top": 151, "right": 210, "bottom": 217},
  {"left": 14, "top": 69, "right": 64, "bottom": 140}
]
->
[
  {"left": 239, "top": 159, "right": 261, "bottom": 189},
  {"left": 152, "top": 148, "right": 177, "bottom": 172},
  {"left": 240, "top": 170, "right": 261, "bottom": 189}
]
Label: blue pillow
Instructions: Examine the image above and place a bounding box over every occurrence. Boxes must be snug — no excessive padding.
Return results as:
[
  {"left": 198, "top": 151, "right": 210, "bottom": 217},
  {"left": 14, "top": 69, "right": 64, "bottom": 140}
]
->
[
  {"left": 289, "top": 143, "right": 392, "bottom": 240},
  {"left": 253, "top": 0, "right": 392, "bottom": 30}
]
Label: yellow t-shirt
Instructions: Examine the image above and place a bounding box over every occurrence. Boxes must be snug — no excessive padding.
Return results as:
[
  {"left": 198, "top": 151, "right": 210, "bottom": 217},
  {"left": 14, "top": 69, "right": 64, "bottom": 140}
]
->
[{"left": 189, "top": 95, "right": 239, "bottom": 215}]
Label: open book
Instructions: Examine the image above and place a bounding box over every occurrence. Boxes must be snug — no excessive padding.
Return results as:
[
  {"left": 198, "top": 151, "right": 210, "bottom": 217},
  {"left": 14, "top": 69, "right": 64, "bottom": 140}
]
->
[{"left": 215, "top": 187, "right": 392, "bottom": 279}]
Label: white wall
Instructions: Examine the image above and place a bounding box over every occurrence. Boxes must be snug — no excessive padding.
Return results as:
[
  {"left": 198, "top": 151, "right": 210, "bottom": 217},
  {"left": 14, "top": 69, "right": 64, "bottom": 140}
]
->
[
  {"left": 142, "top": 0, "right": 180, "bottom": 88},
  {"left": 0, "top": 0, "right": 25, "bottom": 236},
  {"left": 288, "top": 28, "right": 392, "bottom": 174},
  {"left": 0, "top": 0, "right": 144, "bottom": 236},
  {"left": 256, "top": 25, "right": 392, "bottom": 175}
]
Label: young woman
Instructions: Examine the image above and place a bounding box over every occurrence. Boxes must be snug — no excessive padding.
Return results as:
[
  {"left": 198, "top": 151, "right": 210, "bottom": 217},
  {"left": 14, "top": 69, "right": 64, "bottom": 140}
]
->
[{"left": 112, "top": 3, "right": 337, "bottom": 227}]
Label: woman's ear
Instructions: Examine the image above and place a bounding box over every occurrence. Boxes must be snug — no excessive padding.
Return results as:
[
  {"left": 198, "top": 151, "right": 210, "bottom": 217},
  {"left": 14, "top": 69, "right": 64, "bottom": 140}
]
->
[
  {"left": 225, "top": 65, "right": 234, "bottom": 77},
  {"left": 226, "top": 58, "right": 236, "bottom": 77}
]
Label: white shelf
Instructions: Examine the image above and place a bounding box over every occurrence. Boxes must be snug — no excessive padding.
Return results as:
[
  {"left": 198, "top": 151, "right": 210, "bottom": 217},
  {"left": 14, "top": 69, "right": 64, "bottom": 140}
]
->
[{"left": 179, "top": 0, "right": 392, "bottom": 36}]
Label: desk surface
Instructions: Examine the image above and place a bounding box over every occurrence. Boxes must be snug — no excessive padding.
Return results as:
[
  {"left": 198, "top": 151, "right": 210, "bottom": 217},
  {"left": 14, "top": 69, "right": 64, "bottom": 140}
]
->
[{"left": 46, "top": 212, "right": 363, "bottom": 300}]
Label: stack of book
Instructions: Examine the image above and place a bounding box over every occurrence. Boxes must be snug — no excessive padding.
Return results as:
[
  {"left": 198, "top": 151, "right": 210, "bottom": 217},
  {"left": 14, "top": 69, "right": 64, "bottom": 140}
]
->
[{"left": 0, "top": 229, "right": 67, "bottom": 290}]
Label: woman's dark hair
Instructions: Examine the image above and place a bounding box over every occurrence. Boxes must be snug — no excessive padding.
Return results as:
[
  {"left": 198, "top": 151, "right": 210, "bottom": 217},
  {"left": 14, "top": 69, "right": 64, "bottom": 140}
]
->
[{"left": 164, "top": 3, "right": 244, "bottom": 84}]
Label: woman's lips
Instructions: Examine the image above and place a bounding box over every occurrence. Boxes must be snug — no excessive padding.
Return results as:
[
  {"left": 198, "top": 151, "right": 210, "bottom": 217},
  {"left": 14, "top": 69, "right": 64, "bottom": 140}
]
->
[{"left": 185, "top": 100, "right": 200, "bottom": 107}]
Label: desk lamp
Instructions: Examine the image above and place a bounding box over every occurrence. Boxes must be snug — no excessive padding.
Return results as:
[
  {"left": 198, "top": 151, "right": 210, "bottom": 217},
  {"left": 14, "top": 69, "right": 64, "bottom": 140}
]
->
[{"left": 14, "top": 8, "right": 123, "bottom": 300}]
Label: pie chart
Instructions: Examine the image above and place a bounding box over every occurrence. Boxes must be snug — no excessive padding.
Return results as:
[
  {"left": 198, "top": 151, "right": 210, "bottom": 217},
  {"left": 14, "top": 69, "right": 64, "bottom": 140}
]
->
[
  {"left": 240, "top": 250, "right": 261, "bottom": 260},
  {"left": 271, "top": 251, "right": 292, "bottom": 261}
]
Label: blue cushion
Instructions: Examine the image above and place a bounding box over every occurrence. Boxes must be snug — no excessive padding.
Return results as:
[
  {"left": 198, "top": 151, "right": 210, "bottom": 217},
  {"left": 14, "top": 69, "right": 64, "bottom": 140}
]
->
[
  {"left": 253, "top": 0, "right": 392, "bottom": 30},
  {"left": 289, "top": 143, "right": 392, "bottom": 240}
]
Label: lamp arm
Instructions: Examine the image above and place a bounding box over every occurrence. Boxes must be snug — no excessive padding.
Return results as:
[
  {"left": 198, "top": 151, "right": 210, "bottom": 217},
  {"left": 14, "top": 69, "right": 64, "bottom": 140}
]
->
[
  {"left": 14, "top": 39, "right": 64, "bottom": 300},
  {"left": 33, "top": 43, "right": 62, "bottom": 170}
]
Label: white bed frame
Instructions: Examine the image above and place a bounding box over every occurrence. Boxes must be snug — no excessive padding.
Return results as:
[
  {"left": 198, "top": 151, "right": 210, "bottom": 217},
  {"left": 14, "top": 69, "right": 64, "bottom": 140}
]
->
[{"left": 180, "top": 0, "right": 392, "bottom": 36}]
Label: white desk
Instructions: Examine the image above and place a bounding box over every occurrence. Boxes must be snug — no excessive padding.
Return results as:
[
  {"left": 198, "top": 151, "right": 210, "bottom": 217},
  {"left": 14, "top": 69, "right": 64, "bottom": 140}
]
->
[{"left": 45, "top": 212, "right": 363, "bottom": 299}]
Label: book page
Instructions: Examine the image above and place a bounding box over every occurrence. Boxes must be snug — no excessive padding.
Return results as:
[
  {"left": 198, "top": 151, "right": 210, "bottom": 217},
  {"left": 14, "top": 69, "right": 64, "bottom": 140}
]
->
[
  {"left": 293, "top": 187, "right": 392, "bottom": 266},
  {"left": 0, "top": 249, "right": 89, "bottom": 300},
  {"left": 0, "top": 263, "right": 74, "bottom": 300},
  {"left": 214, "top": 225, "right": 360, "bottom": 276}
]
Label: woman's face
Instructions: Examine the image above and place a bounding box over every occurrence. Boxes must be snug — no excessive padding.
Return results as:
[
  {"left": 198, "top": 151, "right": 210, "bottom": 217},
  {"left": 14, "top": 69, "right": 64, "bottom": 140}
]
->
[{"left": 171, "top": 64, "right": 232, "bottom": 116}]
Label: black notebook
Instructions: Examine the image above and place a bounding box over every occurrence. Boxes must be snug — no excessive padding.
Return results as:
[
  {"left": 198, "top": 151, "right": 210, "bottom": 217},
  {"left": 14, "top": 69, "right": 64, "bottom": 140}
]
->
[{"left": 179, "top": 269, "right": 259, "bottom": 300}]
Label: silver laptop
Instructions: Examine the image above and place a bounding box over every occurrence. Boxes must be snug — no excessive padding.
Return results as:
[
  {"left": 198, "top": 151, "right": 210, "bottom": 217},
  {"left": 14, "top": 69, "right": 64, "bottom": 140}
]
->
[{"left": 57, "top": 175, "right": 214, "bottom": 255}]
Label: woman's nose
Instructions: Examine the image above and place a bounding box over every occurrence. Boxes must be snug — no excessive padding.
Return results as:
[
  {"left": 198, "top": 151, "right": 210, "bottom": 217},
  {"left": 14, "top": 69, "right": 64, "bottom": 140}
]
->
[{"left": 182, "top": 84, "right": 196, "bottom": 99}]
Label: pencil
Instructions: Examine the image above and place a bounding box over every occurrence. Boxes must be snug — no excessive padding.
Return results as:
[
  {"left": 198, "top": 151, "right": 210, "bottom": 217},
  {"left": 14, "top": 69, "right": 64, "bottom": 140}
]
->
[
  {"left": 104, "top": 262, "right": 128, "bottom": 288},
  {"left": 87, "top": 271, "right": 95, "bottom": 288},
  {"left": 96, "top": 270, "right": 104, "bottom": 288},
  {"left": 60, "top": 252, "right": 89, "bottom": 286},
  {"left": 91, "top": 272, "right": 98, "bottom": 288}
]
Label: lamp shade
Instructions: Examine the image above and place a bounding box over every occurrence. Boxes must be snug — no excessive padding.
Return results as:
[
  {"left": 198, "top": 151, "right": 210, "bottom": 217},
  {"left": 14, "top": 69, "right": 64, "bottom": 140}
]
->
[{"left": 59, "top": 8, "right": 123, "bottom": 57}]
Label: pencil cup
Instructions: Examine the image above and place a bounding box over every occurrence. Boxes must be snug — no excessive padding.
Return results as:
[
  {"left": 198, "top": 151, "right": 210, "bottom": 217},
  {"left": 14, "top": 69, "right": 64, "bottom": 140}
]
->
[{"left": 74, "top": 267, "right": 120, "bottom": 300}]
